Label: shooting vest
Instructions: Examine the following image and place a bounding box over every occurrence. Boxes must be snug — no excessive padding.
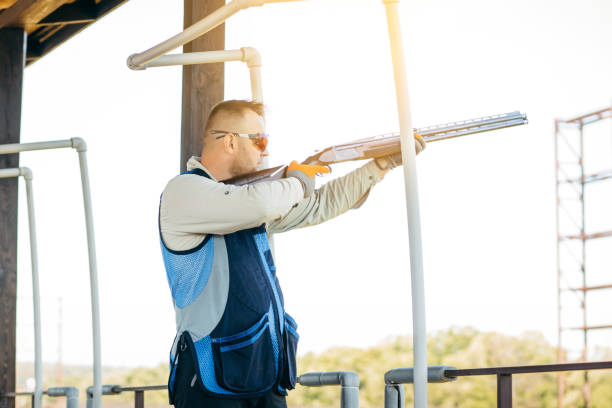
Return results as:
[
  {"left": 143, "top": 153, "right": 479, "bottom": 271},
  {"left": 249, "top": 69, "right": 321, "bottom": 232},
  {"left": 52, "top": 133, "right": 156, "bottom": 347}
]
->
[{"left": 160, "top": 169, "right": 299, "bottom": 400}]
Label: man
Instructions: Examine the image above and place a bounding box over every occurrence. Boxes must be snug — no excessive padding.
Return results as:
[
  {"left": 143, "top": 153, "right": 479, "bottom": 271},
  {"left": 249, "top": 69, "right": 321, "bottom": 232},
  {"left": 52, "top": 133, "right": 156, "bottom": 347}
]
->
[{"left": 159, "top": 100, "right": 424, "bottom": 408}]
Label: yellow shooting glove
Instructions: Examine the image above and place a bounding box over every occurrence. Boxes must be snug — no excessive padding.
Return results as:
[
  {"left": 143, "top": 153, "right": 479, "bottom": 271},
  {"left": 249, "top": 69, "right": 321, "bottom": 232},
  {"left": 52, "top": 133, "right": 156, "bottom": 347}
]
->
[{"left": 286, "top": 161, "right": 331, "bottom": 198}]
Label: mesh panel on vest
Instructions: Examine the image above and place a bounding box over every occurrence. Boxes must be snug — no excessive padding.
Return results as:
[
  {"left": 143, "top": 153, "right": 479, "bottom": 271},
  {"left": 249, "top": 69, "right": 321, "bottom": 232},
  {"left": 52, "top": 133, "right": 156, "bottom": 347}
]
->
[
  {"left": 161, "top": 238, "right": 214, "bottom": 309},
  {"left": 192, "top": 336, "right": 236, "bottom": 395},
  {"left": 267, "top": 304, "right": 279, "bottom": 368},
  {"left": 252, "top": 230, "right": 285, "bottom": 333}
]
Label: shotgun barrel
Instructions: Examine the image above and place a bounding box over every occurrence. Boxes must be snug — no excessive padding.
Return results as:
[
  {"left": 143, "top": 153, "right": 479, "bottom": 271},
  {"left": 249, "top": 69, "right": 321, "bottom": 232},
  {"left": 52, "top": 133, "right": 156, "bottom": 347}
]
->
[
  {"left": 305, "top": 111, "right": 527, "bottom": 165},
  {"left": 223, "top": 111, "right": 527, "bottom": 185}
]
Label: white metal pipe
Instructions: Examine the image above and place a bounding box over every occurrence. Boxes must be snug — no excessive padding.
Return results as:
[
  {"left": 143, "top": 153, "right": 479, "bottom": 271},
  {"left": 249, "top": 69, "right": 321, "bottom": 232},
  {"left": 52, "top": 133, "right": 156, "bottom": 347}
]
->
[
  {"left": 0, "top": 140, "right": 73, "bottom": 154},
  {"left": 0, "top": 167, "right": 42, "bottom": 408},
  {"left": 141, "top": 48, "right": 264, "bottom": 103},
  {"left": 144, "top": 49, "right": 244, "bottom": 68},
  {"left": 0, "top": 138, "right": 103, "bottom": 408},
  {"left": 127, "top": 0, "right": 304, "bottom": 69},
  {"left": 127, "top": 0, "right": 254, "bottom": 69},
  {"left": 0, "top": 168, "right": 21, "bottom": 177},
  {"left": 74, "top": 145, "right": 103, "bottom": 408},
  {"left": 383, "top": 1, "right": 428, "bottom": 407},
  {"left": 243, "top": 47, "right": 263, "bottom": 102},
  {"left": 249, "top": 66, "right": 263, "bottom": 102},
  {"left": 23, "top": 169, "right": 43, "bottom": 408}
]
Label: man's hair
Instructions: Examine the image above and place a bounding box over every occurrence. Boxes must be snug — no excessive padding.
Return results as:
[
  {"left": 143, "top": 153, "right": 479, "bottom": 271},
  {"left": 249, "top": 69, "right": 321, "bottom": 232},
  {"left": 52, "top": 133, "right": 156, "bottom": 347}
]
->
[{"left": 204, "top": 99, "right": 265, "bottom": 134}]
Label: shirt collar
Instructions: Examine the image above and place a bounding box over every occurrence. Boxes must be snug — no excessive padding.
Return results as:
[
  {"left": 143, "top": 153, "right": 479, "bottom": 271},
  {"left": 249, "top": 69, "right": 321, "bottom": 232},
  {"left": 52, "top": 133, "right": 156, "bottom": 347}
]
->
[{"left": 186, "top": 156, "right": 217, "bottom": 181}]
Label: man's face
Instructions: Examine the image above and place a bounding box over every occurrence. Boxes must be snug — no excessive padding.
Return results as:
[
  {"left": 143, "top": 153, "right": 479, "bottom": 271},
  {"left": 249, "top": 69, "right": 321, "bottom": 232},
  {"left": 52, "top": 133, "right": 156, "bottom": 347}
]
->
[{"left": 225, "top": 109, "right": 267, "bottom": 177}]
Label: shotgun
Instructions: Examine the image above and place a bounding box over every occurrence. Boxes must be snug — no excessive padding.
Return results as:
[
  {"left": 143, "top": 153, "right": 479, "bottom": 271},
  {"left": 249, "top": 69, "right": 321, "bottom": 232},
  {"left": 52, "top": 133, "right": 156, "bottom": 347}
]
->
[{"left": 223, "top": 111, "right": 527, "bottom": 185}]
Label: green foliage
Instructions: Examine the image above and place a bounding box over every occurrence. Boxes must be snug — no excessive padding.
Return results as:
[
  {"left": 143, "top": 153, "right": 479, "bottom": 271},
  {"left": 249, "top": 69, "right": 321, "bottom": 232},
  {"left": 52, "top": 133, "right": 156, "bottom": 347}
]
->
[
  {"left": 287, "top": 328, "right": 609, "bottom": 408},
  {"left": 20, "top": 329, "right": 609, "bottom": 407}
]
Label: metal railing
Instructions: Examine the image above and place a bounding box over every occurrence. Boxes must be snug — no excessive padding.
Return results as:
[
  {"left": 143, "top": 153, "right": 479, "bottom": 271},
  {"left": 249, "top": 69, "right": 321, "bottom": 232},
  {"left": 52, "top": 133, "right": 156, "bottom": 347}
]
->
[
  {"left": 384, "top": 361, "right": 612, "bottom": 408},
  {"left": 84, "top": 371, "right": 360, "bottom": 408},
  {"left": 6, "top": 362, "right": 612, "bottom": 407},
  {"left": 85, "top": 384, "right": 166, "bottom": 408},
  {"left": 2, "top": 387, "right": 78, "bottom": 408}
]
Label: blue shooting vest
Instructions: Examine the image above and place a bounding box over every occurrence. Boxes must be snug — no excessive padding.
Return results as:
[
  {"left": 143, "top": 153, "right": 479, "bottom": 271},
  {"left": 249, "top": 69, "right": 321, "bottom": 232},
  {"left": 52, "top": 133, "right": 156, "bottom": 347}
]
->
[{"left": 160, "top": 168, "right": 299, "bottom": 400}]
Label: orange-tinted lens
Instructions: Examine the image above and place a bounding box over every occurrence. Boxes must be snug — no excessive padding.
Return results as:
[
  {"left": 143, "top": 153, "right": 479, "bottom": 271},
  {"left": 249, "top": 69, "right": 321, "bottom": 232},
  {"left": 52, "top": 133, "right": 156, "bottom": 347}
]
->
[{"left": 253, "top": 135, "right": 268, "bottom": 152}]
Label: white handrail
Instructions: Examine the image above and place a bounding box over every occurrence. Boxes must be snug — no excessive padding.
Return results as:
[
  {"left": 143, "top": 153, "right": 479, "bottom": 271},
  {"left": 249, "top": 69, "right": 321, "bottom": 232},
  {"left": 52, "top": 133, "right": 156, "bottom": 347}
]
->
[
  {"left": 383, "top": 1, "right": 428, "bottom": 407},
  {"left": 137, "top": 47, "right": 263, "bottom": 102},
  {"left": 127, "top": 0, "right": 304, "bottom": 69},
  {"left": 0, "top": 167, "right": 42, "bottom": 408},
  {"left": 0, "top": 138, "right": 103, "bottom": 408}
]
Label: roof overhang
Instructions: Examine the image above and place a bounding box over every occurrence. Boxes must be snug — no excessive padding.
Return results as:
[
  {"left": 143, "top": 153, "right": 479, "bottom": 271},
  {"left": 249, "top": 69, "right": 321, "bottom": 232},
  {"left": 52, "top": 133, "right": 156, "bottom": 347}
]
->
[{"left": 0, "top": 0, "right": 130, "bottom": 65}]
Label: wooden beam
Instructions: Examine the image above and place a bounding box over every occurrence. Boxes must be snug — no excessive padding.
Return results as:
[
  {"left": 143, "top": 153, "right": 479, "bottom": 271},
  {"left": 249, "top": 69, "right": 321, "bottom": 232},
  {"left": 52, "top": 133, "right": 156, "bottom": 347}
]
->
[
  {"left": 37, "top": 1, "right": 97, "bottom": 26},
  {"left": 0, "top": 0, "right": 68, "bottom": 33},
  {"left": 0, "top": 27, "right": 25, "bottom": 408},
  {"left": 24, "top": 0, "right": 128, "bottom": 66},
  {"left": 26, "top": 21, "right": 87, "bottom": 63},
  {"left": 181, "top": 0, "right": 225, "bottom": 171},
  {"left": 0, "top": 0, "right": 19, "bottom": 9}
]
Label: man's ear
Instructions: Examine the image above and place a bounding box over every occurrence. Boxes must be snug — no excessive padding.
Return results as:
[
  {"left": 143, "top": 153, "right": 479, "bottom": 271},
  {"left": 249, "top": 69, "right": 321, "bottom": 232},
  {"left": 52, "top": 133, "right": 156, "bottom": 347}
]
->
[{"left": 222, "top": 134, "right": 236, "bottom": 154}]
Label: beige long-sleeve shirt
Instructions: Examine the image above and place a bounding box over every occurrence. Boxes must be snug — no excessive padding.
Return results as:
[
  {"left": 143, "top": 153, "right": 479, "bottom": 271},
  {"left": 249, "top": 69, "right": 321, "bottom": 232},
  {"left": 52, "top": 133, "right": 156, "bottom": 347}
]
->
[{"left": 160, "top": 156, "right": 385, "bottom": 251}]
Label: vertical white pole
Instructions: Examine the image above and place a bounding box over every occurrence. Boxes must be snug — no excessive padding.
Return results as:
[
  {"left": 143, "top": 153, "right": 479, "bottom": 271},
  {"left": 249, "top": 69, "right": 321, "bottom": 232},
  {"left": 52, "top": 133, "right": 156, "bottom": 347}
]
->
[
  {"left": 24, "top": 172, "right": 43, "bottom": 408},
  {"left": 250, "top": 66, "right": 264, "bottom": 103},
  {"left": 0, "top": 168, "right": 43, "bottom": 408},
  {"left": 75, "top": 147, "right": 102, "bottom": 408},
  {"left": 382, "top": 1, "right": 428, "bottom": 407}
]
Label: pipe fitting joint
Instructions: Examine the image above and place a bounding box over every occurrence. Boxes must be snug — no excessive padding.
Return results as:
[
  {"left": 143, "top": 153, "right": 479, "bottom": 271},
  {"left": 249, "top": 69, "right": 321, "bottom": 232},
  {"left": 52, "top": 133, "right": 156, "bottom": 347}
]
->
[
  {"left": 385, "top": 366, "right": 457, "bottom": 384},
  {"left": 298, "top": 371, "right": 360, "bottom": 388},
  {"left": 47, "top": 387, "right": 79, "bottom": 398},
  {"left": 71, "top": 137, "right": 87, "bottom": 152},
  {"left": 20, "top": 167, "right": 33, "bottom": 180},
  {"left": 86, "top": 384, "right": 121, "bottom": 398},
  {"left": 241, "top": 47, "right": 262, "bottom": 67},
  {"left": 127, "top": 54, "right": 146, "bottom": 70}
]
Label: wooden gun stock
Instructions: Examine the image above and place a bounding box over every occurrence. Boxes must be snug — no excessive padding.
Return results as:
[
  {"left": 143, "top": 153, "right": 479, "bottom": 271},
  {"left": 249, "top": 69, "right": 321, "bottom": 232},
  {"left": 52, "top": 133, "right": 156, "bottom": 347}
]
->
[{"left": 223, "top": 111, "right": 527, "bottom": 186}]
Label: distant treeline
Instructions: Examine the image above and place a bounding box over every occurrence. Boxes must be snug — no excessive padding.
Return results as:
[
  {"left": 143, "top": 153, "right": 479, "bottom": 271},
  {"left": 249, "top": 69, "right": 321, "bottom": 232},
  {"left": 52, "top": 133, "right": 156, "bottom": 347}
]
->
[{"left": 16, "top": 327, "right": 612, "bottom": 408}]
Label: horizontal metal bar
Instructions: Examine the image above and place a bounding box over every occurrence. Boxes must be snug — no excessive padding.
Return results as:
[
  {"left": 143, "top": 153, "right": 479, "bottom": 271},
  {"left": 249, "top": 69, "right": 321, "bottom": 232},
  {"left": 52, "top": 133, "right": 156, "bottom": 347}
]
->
[
  {"left": 144, "top": 49, "right": 244, "bottom": 68},
  {"left": 561, "top": 107, "right": 612, "bottom": 125},
  {"left": 559, "top": 231, "right": 612, "bottom": 241},
  {"left": 445, "top": 361, "right": 612, "bottom": 377},
  {"left": 562, "top": 325, "right": 612, "bottom": 331},
  {"left": 0, "top": 168, "right": 23, "bottom": 178},
  {"left": 1, "top": 392, "right": 35, "bottom": 397},
  {"left": 563, "top": 284, "right": 612, "bottom": 292},
  {"left": 559, "top": 170, "right": 612, "bottom": 184},
  {"left": 384, "top": 366, "right": 457, "bottom": 384},
  {"left": 115, "top": 385, "right": 166, "bottom": 392},
  {"left": 298, "top": 372, "right": 360, "bottom": 387},
  {"left": 0, "top": 139, "right": 74, "bottom": 154}
]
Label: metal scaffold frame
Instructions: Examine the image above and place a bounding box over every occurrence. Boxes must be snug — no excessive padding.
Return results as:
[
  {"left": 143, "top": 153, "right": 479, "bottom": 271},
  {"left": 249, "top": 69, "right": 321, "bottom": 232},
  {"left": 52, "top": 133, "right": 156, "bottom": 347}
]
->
[{"left": 554, "top": 106, "right": 612, "bottom": 408}]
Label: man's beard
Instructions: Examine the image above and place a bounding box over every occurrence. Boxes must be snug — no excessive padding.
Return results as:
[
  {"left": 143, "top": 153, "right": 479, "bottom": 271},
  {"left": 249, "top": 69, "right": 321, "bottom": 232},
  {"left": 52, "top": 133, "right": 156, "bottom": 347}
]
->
[{"left": 229, "top": 149, "right": 255, "bottom": 178}]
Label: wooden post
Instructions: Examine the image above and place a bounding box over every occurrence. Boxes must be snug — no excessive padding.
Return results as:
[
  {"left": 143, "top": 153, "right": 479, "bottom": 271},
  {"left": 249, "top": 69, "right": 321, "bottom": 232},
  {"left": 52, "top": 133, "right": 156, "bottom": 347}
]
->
[
  {"left": 0, "top": 27, "right": 25, "bottom": 408},
  {"left": 180, "top": 0, "right": 225, "bottom": 171}
]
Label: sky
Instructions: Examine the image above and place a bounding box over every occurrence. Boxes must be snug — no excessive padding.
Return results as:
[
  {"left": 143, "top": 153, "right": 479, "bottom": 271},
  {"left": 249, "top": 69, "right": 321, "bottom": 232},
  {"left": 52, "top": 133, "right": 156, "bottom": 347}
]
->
[{"left": 14, "top": 0, "right": 612, "bottom": 370}]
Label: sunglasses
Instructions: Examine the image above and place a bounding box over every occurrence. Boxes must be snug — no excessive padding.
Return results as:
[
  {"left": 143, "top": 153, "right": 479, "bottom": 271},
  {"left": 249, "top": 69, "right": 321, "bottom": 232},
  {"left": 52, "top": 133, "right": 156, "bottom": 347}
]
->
[{"left": 210, "top": 130, "right": 269, "bottom": 152}]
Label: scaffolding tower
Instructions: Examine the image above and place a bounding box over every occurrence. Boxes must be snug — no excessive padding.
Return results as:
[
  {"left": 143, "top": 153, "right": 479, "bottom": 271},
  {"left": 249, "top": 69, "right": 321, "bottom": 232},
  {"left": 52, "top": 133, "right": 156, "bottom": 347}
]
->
[{"left": 554, "top": 106, "right": 612, "bottom": 408}]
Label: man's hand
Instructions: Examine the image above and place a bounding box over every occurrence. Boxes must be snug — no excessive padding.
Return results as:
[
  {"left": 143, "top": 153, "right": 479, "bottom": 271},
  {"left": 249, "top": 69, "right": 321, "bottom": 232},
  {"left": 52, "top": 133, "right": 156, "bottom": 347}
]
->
[
  {"left": 375, "top": 134, "right": 426, "bottom": 171},
  {"left": 286, "top": 161, "right": 331, "bottom": 198}
]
